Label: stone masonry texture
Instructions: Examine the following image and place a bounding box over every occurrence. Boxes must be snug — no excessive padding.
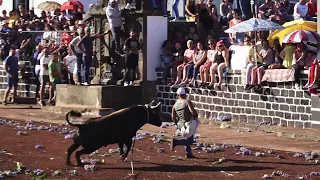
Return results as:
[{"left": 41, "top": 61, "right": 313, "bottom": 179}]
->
[{"left": 155, "top": 69, "right": 318, "bottom": 129}]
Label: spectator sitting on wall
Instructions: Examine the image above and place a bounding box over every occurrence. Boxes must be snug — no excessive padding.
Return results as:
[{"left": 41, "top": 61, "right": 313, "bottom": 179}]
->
[
  {"left": 2, "top": 46, "right": 19, "bottom": 105},
  {"left": 207, "top": 40, "right": 229, "bottom": 89},
  {"left": 199, "top": 39, "right": 216, "bottom": 88},
  {"left": 173, "top": 40, "right": 196, "bottom": 86},
  {"left": 184, "top": 41, "right": 207, "bottom": 88},
  {"left": 250, "top": 40, "right": 274, "bottom": 90},
  {"left": 292, "top": 43, "right": 309, "bottom": 89},
  {"left": 268, "top": 39, "right": 284, "bottom": 69},
  {"left": 167, "top": 42, "right": 184, "bottom": 86},
  {"left": 1, "top": 10, "right": 9, "bottom": 21},
  {"left": 279, "top": 42, "right": 295, "bottom": 69},
  {"left": 258, "top": 0, "right": 282, "bottom": 21},
  {"left": 160, "top": 40, "right": 172, "bottom": 84}
]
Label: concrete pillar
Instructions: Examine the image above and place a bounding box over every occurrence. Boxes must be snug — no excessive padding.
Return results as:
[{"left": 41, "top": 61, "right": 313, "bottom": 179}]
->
[{"left": 318, "top": 0, "right": 320, "bottom": 34}]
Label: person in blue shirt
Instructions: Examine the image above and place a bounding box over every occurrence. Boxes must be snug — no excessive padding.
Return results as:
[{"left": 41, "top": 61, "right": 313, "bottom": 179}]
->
[
  {"left": 2, "top": 47, "right": 19, "bottom": 105},
  {"left": 0, "top": 20, "right": 13, "bottom": 34}
]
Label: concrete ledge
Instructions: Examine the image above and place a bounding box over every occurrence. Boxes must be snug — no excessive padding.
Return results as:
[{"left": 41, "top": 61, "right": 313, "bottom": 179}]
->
[
  {"left": 56, "top": 84, "right": 141, "bottom": 110},
  {"left": 41, "top": 106, "right": 114, "bottom": 117}
]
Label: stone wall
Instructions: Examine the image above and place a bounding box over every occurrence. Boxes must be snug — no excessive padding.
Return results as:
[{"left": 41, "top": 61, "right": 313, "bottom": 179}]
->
[{"left": 156, "top": 68, "right": 320, "bottom": 129}]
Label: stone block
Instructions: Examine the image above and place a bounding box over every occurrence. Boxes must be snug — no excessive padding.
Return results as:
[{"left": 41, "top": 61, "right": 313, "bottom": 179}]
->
[
  {"left": 280, "top": 89, "right": 288, "bottom": 97},
  {"left": 289, "top": 105, "right": 296, "bottom": 113},
  {"left": 311, "top": 95, "right": 320, "bottom": 108},
  {"left": 228, "top": 99, "right": 235, "bottom": 106},
  {"left": 280, "top": 104, "right": 289, "bottom": 111},
  {"left": 277, "top": 97, "right": 286, "bottom": 103},
  {"left": 243, "top": 93, "right": 249, "bottom": 100},
  {"left": 215, "top": 105, "right": 223, "bottom": 111},
  {"left": 255, "top": 116, "right": 263, "bottom": 123},
  {"left": 303, "top": 122, "right": 311, "bottom": 129},
  {"left": 228, "top": 84, "right": 237, "bottom": 92},
  {"left": 294, "top": 121, "right": 304, "bottom": 128},
  {"left": 284, "top": 112, "right": 292, "bottom": 120},
  {"left": 268, "top": 110, "right": 275, "bottom": 116},
  {"left": 161, "top": 106, "right": 167, "bottom": 113},
  {"left": 236, "top": 93, "right": 242, "bottom": 99},
  {"left": 245, "top": 108, "right": 252, "bottom": 114},
  {"left": 239, "top": 114, "right": 248, "bottom": 122},
  {"left": 252, "top": 108, "right": 259, "bottom": 115},
  {"left": 260, "top": 95, "right": 268, "bottom": 101},
  {"left": 237, "top": 85, "right": 244, "bottom": 92},
  {"left": 272, "top": 117, "right": 280, "bottom": 125},
  {"left": 239, "top": 100, "right": 245, "bottom": 107},
  {"left": 287, "top": 121, "right": 295, "bottom": 127},
  {"left": 221, "top": 98, "right": 227, "bottom": 106},
  {"left": 304, "top": 91, "right": 311, "bottom": 99},
  {"left": 306, "top": 106, "right": 311, "bottom": 114},
  {"left": 200, "top": 95, "right": 206, "bottom": 102},
  {"left": 291, "top": 113, "right": 299, "bottom": 120},
  {"left": 275, "top": 111, "right": 284, "bottom": 118},
  {"left": 288, "top": 90, "right": 295, "bottom": 97},
  {"left": 280, "top": 119, "right": 287, "bottom": 127},
  {"left": 203, "top": 103, "right": 209, "bottom": 110},
  {"left": 296, "top": 106, "right": 305, "bottom": 113},
  {"left": 272, "top": 103, "right": 279, "bottom": 110},
  {"left": 224, "top": 106, "right": 231, "bottom": 112},
  {"left": 272, "top": 89, "right": 280, "bottom": 96},
  {"left": 232, "top": 114, "right": 240, "bottom": 121},
  {"left": 263, "top": 116, "right": 272, "bottom": 122},
  {"left": 206, "top": 97, "right": 213, "bottom": 104},
  {"left": 247, "top": 101, "right": 254, "bottom": 107},
  {"left": 311, "top": 123, "right": 320, "bottom": 129},
  {"left": 296, "top": 91, "right": 303, "bottom": 98},
  {"left": 286, "top": 98, "right": 294, "bottom": 104},
  {"left": 266, "top": 103, "right": 271, "bottom": 110},
  {"left": 257, "top": 101, "right": 266, "bottom": 108},
  {"left": 223, "top": 92, "right": 232, "bottom": 98},
  {"left": 209, "top": 105, "right": 215, "bottom": 111},
  {"left": 294, "top": 98, "right": 301, "bottom": 105},
  {"left": 251, "top": 94, "right": 259, "bottom": 101},
  {"left": 168, "top": 106, "right": 172, "bottom": 113},
  {"left": 247, "top": 115, "right": 255, "bottom": 123},
  {"left": 300, "top": 114, "right": 309, "bottom": 121},
  {"left": 260, "top": 109, "right": 267, "bottom": 116},
  {"left": 301, "top": 99, "right": 310, "bottom": 106}
]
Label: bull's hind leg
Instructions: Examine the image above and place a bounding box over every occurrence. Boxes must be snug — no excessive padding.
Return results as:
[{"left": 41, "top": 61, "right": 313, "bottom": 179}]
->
[
  {"left": 118, "top": 142, "right": 125, "bottom": 160},
  {"left": 75, "top": 148, "right": 96, "bottom": 166},
  {"left": 66, "top": 143, "right": 81, "bottom": 165},
  {"left": 123, "top": 139, "right": 133, "bottom": 161}
]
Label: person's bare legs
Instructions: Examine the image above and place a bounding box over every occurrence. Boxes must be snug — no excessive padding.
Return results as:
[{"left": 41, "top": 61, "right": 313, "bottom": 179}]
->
[
  {"left": 208, "top": 63, "right": 218, "bottom": 86},
  {"left": 11, "top": 86, "right": 17, "bottom": 102},
  {"left": 39, "top": 84, "right": 45, "bottom": 103},
  {"left": 217, "top": 63, "right": 226, "bottom": 86},
  {"left": 311, "top": 66, "right": 319, "bottom": 84},
  {"left": 200, "top": 66, "right": 205, "bottom": 83},
  {"left": 173, "top": 65, "right": 183, "bottom": 85},
  {"left": 250, "top": 66, "right": 258, "bottom": 85},
  {"left": 49, "top": 83, "right": 53, "bottom": 102},
  {"left": 257, "top": 66, "right": 265, "bottom": 85},
  {"left": 3, "top": 87, "right": 12, "bottom": 104},
  {"left": 204, "top": 68, "right": 210, "bottom": 83}
]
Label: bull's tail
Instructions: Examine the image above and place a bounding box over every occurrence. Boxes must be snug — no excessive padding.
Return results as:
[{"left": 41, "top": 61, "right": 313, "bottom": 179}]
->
[{"left": 66, "top": 110, "right": 82, "bottom": 128}]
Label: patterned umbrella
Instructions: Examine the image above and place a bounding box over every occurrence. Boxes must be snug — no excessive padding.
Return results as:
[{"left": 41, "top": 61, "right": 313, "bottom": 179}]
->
[
  {"left": 61, "top": 0, "right": 84, "bottom": 11},
  {"left": 224, "top": 18, "right": 284, "bottom": 33},
  {"left": 282, "top": 30, "right": 320, "bottom": 44},
  {"left": 37, "top": 1, "right": 61, "bottom": 11}
]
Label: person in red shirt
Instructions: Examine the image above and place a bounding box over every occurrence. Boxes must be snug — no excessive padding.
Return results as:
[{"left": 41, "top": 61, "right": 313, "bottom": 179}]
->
[{"left": 307, "top": 0, "right": 317, "bottom": 17}]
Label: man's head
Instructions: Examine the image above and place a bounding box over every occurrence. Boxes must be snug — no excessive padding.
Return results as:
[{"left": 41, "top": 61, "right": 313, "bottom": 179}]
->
[
  {"left": 1, "top": 20, "right": 9, "bottom": 28},
  {"left": 78, "top": 28, "right": 85, "bottom": 37},
  {"left": 52, "top": 52, "right": 59, "bottom": 60},
  {"left": 84, "top": 26, "right": 90, "bottom": 35},
  {"left": 10, "top": 47, "right": 16, "bottom": 56},
  {"left": 176, "top": 87, "right": 187, "bottom": 99},
  {"left": 109, "top": 0, "right": 117, "bottom": 8},
  {"left": 129, "top": 29, "right": 136, "bottom": 38}
]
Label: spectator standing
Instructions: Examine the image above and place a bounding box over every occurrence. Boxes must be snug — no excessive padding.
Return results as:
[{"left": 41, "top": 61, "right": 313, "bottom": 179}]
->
[
  {"left": 48, "top": 52, "right": 62, "bottom": 105},
  {"left": 63, "top": 48, "right": 77, "bottom": 84},
  {"left": 149, "top": 0, "right": 169, "bottom": 17},
  {"left": 307, "top": 0, "right": 317, "bottom": 17},
  {"left": 2, "top": 47, "right": 19, "bottom": 105},
  {"left": 172, "top": 0, "right": 182, "bottom": 21},
  {"left": 77, "top": 27, "right": 107, "bottom": 85},
  {"left": 70, "top": 28, "right": 85, "bottom": 85},
  {"left": 106, "top": 0, "right": 124, "bottom": 56},
  {"left": 38, "top": 47, "right": 51, "bottom": 106},
  {"left": 123, "top": 29, "right": 141, "bottom": 86},
  {"left": 220, "top": 0, "right": 233, "bottom": 26},
  {"left": 229, "top": 9, "right": 244, "bottom": 45},
  {"left": 293, "top": 0, "right": 309, "bottom": 20}
]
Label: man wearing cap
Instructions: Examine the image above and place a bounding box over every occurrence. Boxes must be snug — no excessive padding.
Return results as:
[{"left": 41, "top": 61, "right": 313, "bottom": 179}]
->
[
  {"left": 2, "top": 47, "right": 19, "bottom": 105},
  {"left": 0, "top": 20, "right": 12, "bottom": 33},
  {"left": 170, "top": 87, "right": 198, "bottom": 159},
  {"left": 106, "top": 0, "right": 124, "bottom": 56}
]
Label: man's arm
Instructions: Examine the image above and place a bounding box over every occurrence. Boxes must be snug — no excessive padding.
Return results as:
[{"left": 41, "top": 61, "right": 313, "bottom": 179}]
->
[
  {"left": 77, "top": 36, "right": 87, "bottom": 54},
  {"left": 187, "top": 100, "right": 198, "bottom": 119},
  {"left": 69, "top": 38, "right": 77, "bottom": 54},
  {"left": 171, "top": 105, "right": 177, "bottom": 125},
  {"left": 20, "top": 38, "right": 31, "bottom": 49}
]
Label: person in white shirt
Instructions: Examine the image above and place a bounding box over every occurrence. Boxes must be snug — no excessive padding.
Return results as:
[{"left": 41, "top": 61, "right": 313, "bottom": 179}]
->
[
  {"left": 294, "top": 0, "right": 308, "bottom": 20},
  {"left": 106, "top": 0, "right": 124, "bottom": 56},
  {"left": 63, "top": 48, "right": 77, "bottom": 84},
  {"left": 38, "top": 47, "right": 51, "bottom": 106},
  {"left": 69, "top": 28, "right": 85, "bottom": 84}
]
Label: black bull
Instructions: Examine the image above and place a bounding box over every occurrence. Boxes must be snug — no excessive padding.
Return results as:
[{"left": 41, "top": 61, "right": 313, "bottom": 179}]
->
[{"left": 66, "top": 101, "right": 162, "bottom": 166}]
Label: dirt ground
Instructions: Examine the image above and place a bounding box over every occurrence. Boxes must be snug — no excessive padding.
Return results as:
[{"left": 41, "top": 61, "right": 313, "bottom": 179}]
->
[{"left": 1, "top": 119, "right": 320, "bottom": 180}]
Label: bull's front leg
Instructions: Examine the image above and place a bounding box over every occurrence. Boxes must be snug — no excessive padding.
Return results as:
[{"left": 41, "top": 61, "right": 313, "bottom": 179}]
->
[
  {"left": 118, "top": 142, "right": 125, "bottom": 161},
  {"left": 122, "top": 139, "right": 133, "bottom": 162}
]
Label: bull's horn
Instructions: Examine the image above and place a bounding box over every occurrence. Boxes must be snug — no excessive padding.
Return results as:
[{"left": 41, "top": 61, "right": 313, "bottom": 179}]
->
[
  {"left": 150, "top": 102, "right": 161, "bottom": 109},
  {"left": 149, "top": 100, "right": 156, "bottom": 105}
]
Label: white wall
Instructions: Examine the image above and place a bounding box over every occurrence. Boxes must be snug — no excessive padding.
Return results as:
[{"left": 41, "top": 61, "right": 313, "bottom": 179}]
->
[
  {"left": 146, "top": 16, "right": 167, "bottom": 81},
  {"left": 0, "top": 0, "right": 95, "bottom": 16}
]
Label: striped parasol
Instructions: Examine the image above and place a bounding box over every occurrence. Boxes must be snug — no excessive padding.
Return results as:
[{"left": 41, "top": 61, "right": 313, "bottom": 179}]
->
[
  {"left": 37, "top": 1, "right": 61, "bottom": 11},
  {"left": 282, "top": 30, "right": 320, "bottom": 44}
]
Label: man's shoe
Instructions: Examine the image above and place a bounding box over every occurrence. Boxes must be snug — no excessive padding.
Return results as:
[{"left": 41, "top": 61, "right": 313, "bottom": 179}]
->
[
  {"left": 38, "top": 100, "right": 45, "bottom": 106},
  {"left": 2, "top": 100, "right": 7, "bottom": 105}
]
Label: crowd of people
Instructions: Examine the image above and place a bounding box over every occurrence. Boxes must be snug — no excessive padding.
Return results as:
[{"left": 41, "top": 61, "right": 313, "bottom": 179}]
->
[{"left": 160, "top": 0, "right": 319, "bottom": 93}]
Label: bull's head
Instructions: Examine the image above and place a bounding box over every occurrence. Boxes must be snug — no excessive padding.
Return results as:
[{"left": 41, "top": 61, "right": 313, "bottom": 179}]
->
[{"left": 145, "top": 100, "right": 162, "bottom": 127}]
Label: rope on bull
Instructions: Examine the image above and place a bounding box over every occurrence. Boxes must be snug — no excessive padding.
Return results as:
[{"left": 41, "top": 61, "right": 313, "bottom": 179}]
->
[{"left": 123, "top": 107, "right": 149, "bottom": 179}]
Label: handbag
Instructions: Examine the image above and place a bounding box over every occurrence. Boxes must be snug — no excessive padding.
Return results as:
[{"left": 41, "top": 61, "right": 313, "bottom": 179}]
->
[{"left": 180, "top": 119, "right": 200, "bottom": 138}]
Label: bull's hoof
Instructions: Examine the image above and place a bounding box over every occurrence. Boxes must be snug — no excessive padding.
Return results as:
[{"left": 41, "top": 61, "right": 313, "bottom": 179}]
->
[{"left": 122, "top": 158, "right": 128, "bottom": 162}]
